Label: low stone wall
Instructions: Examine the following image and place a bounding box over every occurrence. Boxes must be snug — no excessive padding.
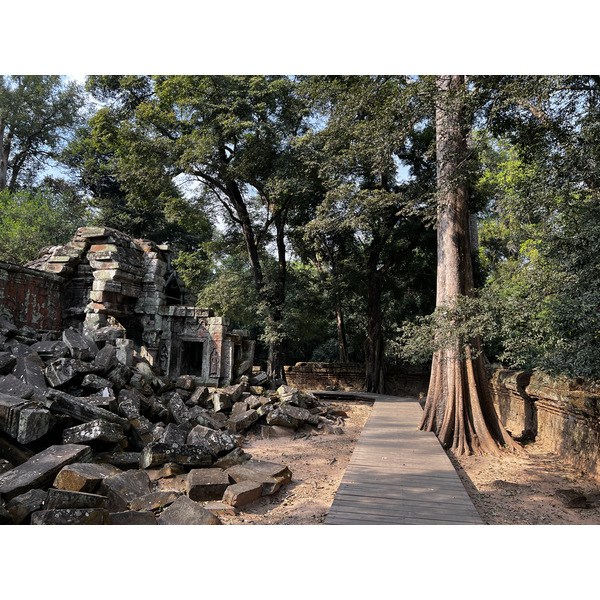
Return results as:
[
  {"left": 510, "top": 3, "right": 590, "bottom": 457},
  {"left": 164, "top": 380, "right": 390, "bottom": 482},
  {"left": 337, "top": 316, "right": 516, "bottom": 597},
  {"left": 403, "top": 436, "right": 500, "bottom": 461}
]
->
[
  {"left": 0, "top": 261, "right": 63, "bottom": 330},
  {"left": 284, "top": 362, "right": 430, "bottom": 396},
  {"left": 284, "top": 362, "right": 365, "bottom": 391},
  {"left": 489, "top": 369, "right": 600, "bottom": 479}
]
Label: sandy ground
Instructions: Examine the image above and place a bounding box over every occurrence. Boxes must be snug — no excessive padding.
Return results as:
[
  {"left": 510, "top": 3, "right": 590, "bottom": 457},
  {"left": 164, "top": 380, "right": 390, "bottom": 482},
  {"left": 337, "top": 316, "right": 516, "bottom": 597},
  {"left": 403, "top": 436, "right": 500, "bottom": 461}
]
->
[
  {"left": 215, "top": 398, "right": 373, "bottom": 525},
  {"left": 212, "top": 397, "right": 600, "bottom": 525}
]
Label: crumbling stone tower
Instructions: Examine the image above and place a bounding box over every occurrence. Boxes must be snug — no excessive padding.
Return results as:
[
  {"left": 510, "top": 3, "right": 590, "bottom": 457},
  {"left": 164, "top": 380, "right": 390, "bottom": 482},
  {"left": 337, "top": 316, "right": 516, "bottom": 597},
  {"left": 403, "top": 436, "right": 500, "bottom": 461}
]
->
[{"left": 17, "top": 227, "right": 254, "bottom": 386}]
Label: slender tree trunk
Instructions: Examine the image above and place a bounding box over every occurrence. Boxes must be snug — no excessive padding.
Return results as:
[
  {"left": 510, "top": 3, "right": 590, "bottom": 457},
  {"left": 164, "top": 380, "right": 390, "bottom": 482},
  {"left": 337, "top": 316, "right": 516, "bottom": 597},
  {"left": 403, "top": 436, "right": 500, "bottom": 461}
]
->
[
  {"left": 336, "top": 304, "right": 349, "bottom": 362},
  {"left": 364, "top": 268, "right": 385, "bottom": 394},
  {"left": 419, "top": 75, "right": 519, "bottom": 456},
  {"left": 224, "top": 179, "right": 288, "bottom": 381},
  {"left": 0, "top": 119, "right": 8, "bottom": 191}
]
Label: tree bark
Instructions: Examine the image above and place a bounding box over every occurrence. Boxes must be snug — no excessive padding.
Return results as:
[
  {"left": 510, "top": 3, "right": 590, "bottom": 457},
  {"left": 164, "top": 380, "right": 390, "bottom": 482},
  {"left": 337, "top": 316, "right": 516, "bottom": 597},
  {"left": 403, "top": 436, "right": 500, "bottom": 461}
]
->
[
  {"left": 336, "top": 304, "right": 349, "bottom": 363},
  {"left": 364, "top": 268, "right": 385, "bottom": 394},
  {"left": 419, "top": 75, "right": 519, "bottom": 456}
]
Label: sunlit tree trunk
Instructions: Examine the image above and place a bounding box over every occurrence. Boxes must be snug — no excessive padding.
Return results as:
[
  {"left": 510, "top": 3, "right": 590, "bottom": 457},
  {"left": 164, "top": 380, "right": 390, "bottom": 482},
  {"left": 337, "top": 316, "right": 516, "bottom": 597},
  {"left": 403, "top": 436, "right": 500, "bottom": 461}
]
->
[{"left": 419, "top": 75, "right": 519, "bottom": 456}]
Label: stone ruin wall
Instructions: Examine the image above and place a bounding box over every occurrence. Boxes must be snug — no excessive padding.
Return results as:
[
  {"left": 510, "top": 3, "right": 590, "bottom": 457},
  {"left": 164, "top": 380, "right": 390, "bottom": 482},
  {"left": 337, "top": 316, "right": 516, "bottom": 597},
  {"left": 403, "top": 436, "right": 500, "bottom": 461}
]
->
[
  {"left": 0, "top": 262, "right": 63, "bottom": 331},
  {"left": 0, "top": 227, "right": 254, "bottom": 387},
  {"left": 489, "top": 369, "right": 600, "bottom": 479},
  {"left": 284, "top": 362, "right": 430, "bottom": 397}
]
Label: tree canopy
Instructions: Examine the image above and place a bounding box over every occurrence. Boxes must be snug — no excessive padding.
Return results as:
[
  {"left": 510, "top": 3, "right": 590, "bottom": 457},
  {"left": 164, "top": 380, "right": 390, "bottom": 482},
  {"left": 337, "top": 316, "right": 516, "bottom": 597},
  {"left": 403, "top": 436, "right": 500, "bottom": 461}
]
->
[{"left": 3, "top": 72, "right": 600, "bottom": 415}]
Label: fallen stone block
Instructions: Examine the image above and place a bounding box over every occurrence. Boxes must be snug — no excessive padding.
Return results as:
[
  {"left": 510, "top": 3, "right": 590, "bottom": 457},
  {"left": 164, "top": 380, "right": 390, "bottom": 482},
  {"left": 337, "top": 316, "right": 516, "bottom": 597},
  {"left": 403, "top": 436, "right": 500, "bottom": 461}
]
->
[
  {"left": 13, "top": 354, "right": 48, "bottom": 397},
  {"left": 0, "top": 352, "right": 17, "bottom": 375},
  {"left": 44, "top": 488, "right": 108, "bottom": 510},
  {"left": 54, "top": 462, "right": 123, "bottom": 493},
  {"left": 190, "top": 407, "right": 227, "bottom": 430},
  {"left": 203, "top": 501, "right": 238, "bottom": 517},
  {"left": 176, "top": 375, "right": 196, "bottom": 391},
  {"left": 245, "top": 459, "right": 293, "bottom": 486},
  {"left": 29, "top": 341, "right": 69, "bottom": 361},
  {"left": 212, "top": 447, "right": 251, "bottom": 469},
  {"left": 106, "top": 364, "right": 133, "bottom": 390},
  {"left": 109, "top": 510, "right": 157, "bottom": 525},
  {"left": 187, "top": 386, "right": 210, "bottom": 408},
  {"left": 157, "top": 495, "right": 222, "bottom": 525},
  {"left": 227, "top": 409, "right": 259, "bottom": 433},
  {"left": 160, "top": 423, "right": 192, "bottom": 447},
  {"left": 231, "top": 401, "right": 249, "bottom": 415},
  {"left": 168, "top": 393, "right": 191, "bottom": 425},
  {"left": 63, "top": 328, "right": 92, "bottom": 361},
  {"left": 93, "top": 344, "right": 117, "bottom": 373},
  {"left": 222, "top": 480, "right": 263, "bottom": 508},
  {"left": 280, "top": 404, "right": 312, "bottom": 423},
  {"left": 0, "top": 393, "right": 52, "bottom": 444},
  {"left": 45, "top": 358, "right": 99, "bottom": 388},
  {"left": 222, "top": 383, "right": 247, "bottom": 403},
  {"left": 62, "top": 419, "right": 126, "bottom": 445},
  {"left": 225, "top": 464, "right": 284, "bottom": 496},
  {"left": 266, "top": 408, "right": 300, "bottom": 429},
  {"left": 212, "top": 392, "right": 232, "bottom": 413},
  {"left": 249, "top": 372, "right": 269, "bottom": 386},
  {"left": 0, "top": 374, "right": 34, "bottom": 399},
  {"left": 187, "top": 425, "right": 237, "bottom": 456},
  {"left": 31, "top": 507, "right": 109, "bottom": 525},
  {"left": 139, "top": 443, "right": 213, "bottom": 469},
  {"left": 44, "top": 389, "right": 130, "bottom": 431},
  {"left": 0, "top": 444, "right": 94, "bottom": 501},
  {"left": 187, "top": 468, "right": 231, "bottom": 501},
  {"left": 94, "top": 451, "right": 142, "bottom": 470},
  {"left": 128, "top": 490, "right": 181, "bottom": 512},
  {"left": 5, "top": 488, "right": 48, "bottom": 524},
  {"left": 82, "top": 374, "right": 112, "bottom": 390},
  {"left": 98, "top": 469, "right": 152, "bottom": 512}
]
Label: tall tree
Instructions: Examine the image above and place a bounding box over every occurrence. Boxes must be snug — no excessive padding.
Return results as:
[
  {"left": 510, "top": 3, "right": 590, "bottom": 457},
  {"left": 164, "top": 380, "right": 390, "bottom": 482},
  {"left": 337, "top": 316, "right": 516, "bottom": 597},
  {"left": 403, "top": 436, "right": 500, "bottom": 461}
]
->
[
  {"left": 86, "top": 75, "right": 310, "bottom": 379},
  {"left": 0, "top": 76, "right": 84, "bottom": 191},
  {"left": 419, "top": 75, "right": 518, "bottom": 455},
  {"left": 300, "top": 76, "right": 435, "bottom": 392}
]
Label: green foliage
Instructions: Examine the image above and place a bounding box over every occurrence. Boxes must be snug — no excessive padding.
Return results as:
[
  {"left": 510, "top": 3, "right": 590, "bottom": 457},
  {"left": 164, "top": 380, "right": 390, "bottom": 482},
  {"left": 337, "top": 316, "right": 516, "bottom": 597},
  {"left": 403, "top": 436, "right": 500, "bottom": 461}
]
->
[
  {"left": 0, "top": 76, "right": 85, "bottom": 191},
  {"left": 392, "top": 295, "right": 497, "bottom": 364},
  {"left": 0, "top": 187, "right": 88, "bottom": 264}
]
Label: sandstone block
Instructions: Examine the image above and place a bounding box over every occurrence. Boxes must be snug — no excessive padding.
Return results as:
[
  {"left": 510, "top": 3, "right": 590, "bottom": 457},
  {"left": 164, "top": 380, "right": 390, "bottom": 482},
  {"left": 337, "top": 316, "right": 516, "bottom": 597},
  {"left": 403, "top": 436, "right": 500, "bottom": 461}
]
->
[
  {"left": 222, "top": 480, "right": 262, "bottom": 507},
  {"left": 187, "top": 468, "right": 231, "bottom": 501},
  {"left": 157, "top": 495, "right": 222, "bottom": 525},
  {"left": 5, "top": 488, "right": 47, "bottom": 524},
  {"left": 54, "top": 462, "right": 122, "bottom": 493},
  {"left": 139, "top": 443, "right": 213, "bottom": 469},
  {"left": 0, "top": 444, "right": 94, "bottom": 501},
  {"left": 227, "top": 409, "right": 259, "bottom": 433},
  {"left": 128, "top": 490, "right": 181, "bottom": 512},
  {"left": 45, "top": 488, "right": 108, "bottom": 510},
  {"left": 98, "top": 469, "right": 152, "bottom": 512},
  {"left": 62, "top": 419, "right": 126, "bottom": 445},
  {"left": 31, "top": 508, "right": 109, "bottom": 525}
]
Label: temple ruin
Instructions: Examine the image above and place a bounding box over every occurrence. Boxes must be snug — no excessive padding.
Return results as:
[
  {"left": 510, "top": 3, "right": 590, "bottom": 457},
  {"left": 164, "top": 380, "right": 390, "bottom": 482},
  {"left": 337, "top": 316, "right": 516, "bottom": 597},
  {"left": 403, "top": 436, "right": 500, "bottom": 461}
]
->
[{"left": 0, "top": 226, "right": 255, "bottom": 387}]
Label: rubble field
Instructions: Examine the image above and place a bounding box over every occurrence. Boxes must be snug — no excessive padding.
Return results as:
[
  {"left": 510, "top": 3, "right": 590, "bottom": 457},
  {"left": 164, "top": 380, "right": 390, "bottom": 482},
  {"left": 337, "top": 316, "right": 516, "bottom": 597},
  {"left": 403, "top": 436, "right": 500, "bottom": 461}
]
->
[{"left": 0, "top": 317, "right": 369, "bottom": 525}]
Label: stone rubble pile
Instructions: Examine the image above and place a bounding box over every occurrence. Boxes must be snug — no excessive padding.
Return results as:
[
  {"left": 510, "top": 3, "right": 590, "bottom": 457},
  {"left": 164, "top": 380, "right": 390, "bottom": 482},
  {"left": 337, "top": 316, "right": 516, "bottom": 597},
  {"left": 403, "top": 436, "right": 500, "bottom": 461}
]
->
[{"left": 0, "top": 317, "right": 346, "bottom": 525}]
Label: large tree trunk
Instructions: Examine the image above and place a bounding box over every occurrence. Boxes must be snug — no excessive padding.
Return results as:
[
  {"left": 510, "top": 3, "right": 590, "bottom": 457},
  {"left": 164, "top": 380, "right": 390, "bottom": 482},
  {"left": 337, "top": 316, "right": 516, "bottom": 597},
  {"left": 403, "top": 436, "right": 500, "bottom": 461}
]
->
[{"left": 419, "top": 75, "right": 518, "bottom": 456}]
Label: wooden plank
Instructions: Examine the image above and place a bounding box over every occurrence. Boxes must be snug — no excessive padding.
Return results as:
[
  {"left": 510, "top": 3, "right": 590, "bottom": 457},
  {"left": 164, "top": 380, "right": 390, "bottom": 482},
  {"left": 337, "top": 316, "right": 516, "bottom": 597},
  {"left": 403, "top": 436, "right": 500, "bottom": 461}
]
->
[{"left": 323, "top": 392, "right": 483, "bottom": 525}]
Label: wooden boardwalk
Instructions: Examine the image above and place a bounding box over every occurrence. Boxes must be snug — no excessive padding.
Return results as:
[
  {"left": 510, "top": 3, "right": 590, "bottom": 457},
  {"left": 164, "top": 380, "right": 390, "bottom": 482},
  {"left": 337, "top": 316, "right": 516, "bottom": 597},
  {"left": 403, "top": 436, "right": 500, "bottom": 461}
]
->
[{"left": 318, "top": 392, "right": 483, "bottom": 525}]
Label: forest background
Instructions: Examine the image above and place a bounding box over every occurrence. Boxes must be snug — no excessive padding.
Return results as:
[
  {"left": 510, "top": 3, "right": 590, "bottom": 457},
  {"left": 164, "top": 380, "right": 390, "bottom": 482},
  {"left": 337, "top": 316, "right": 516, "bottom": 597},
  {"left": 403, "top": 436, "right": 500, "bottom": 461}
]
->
[{"left": 2, "top": 74, "right": 600, "bottom": 390}]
